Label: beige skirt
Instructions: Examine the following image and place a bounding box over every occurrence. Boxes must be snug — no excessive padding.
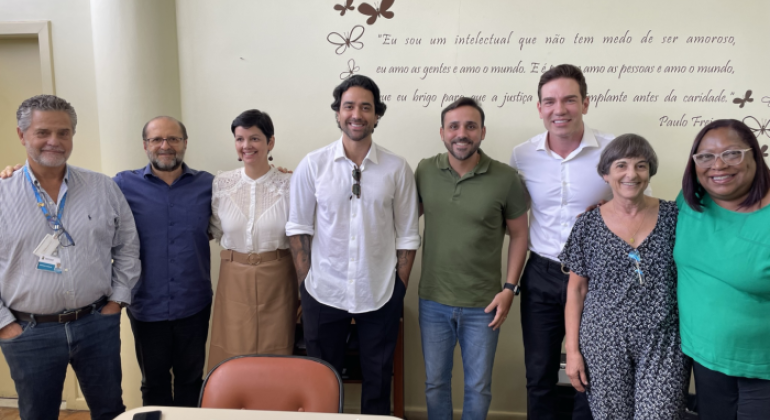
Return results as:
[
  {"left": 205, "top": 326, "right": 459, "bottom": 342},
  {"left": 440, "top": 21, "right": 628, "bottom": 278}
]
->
[{"left": 207, "top": 249, "right": 298, "bottom": 372}]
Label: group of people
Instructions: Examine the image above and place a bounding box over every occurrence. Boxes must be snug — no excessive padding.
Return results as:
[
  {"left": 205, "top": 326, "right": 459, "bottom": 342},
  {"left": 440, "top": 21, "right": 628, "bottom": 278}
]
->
[{"left": 0, "top": 63, "right": 767, "bottom": 420}]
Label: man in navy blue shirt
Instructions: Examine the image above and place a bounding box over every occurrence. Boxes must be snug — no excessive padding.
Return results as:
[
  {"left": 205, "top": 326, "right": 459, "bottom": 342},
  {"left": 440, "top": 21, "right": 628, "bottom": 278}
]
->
[{"left": 113, "top": 116, "right": 214, "bottom": 407}]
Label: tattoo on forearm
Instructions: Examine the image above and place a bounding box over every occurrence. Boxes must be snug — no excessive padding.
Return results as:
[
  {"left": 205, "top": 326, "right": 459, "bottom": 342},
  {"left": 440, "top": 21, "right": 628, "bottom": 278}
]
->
[
  {"left": 289, "top": 235, "right": 312, "bottom": 284},
  {"left": 395, "top": 249, "right": 416, "bottom": 285},
  {"left": 396, "top": 250, "right": 408, "bottom": 270}
]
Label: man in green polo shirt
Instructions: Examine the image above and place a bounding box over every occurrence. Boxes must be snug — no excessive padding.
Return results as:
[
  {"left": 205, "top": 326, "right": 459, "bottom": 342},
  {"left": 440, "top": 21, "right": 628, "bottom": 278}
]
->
[{"left": 415, "top": 97, "right": 529, "bottom": 420}]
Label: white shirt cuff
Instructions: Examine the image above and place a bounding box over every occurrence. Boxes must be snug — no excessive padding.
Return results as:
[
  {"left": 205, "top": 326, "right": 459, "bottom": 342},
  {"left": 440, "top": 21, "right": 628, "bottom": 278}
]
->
[
  {"left": 396, "top": 235, "right": 421, "bottom": 250},
  {"left": 286, "top": 221, "right": 315, "bottom": 237}
]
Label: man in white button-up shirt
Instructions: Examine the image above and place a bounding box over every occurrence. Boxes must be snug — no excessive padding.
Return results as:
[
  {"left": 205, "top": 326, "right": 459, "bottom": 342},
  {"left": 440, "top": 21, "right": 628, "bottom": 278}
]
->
[
  {"left": 510, "top": 64, "right": 611, "bottom": 420},
  {"left": 287, "top": 75, "right": 420, "bottom": 415}
]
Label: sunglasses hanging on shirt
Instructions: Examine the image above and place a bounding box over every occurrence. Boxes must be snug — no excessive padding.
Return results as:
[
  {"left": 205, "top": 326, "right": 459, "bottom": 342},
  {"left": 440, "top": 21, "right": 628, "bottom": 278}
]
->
[{"left": 350, "top": 166, "right": 361, "bottom": 199}]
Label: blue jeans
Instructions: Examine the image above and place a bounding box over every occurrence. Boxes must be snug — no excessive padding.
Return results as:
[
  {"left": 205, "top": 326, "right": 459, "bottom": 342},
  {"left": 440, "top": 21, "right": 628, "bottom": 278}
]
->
[
  {"left": 0, "top": 306, "right": 124, "bottom": 420},
  {"left": 419, "top": 298, "right": 500, "bottom": 420}
]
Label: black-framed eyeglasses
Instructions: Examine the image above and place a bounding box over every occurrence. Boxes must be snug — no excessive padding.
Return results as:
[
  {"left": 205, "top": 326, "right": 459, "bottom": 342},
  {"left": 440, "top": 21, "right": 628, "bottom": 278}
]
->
[
  {"left": 47, "top": 219, "right": 75, "bottom": 248},
  {"left": 351, "top": 167, "right": 361, "bottom": 199},
  {"left": 144, "top": 137, "right": 184, "bottom": 145},
  {"left": 692, "top": 148, "right": 752, "bottom": 168}
]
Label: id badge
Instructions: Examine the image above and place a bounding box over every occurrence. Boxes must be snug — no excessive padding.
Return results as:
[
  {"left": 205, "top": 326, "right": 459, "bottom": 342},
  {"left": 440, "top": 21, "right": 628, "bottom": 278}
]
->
[
  {"left": 33, "top": 234, "right": 59, "bottom": 258},
  {"left": 36, "top": 255, "right": 63, "bottom": 274}
]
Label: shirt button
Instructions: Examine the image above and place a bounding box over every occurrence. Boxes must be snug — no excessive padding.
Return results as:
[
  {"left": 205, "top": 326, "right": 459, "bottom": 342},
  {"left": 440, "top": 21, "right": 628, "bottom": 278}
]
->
[
  {"left": 350, "top": 257, "right": 355, "bottom": 261},
  {"left": 351, "top": 236, "right": 356, "bottom": 240},
  {"left": 170, "top": 203, "right": 174, "bottom": 207},
  {"left": 349, "top": 279, "right": 353, "bottom": 284},
  {"left": 352, "top": 213, "right": 356, "bottom": 217}
]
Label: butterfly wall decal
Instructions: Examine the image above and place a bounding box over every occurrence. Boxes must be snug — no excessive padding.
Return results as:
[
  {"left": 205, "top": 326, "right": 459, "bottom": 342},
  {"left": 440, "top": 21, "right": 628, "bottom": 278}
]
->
[
  {"left": 327, "top": 25, "right": 365, "bottom": 55},
  {"left": 334, "top": 0, "right": 355, "bottom": 16},
  {"left": 761, "top": 144, "right": 768, "bottom": 158},
  {"left": 340, "top": 59, "right": 360, "bottom": 80},
  {"left": 358, "top": 0, "right": 394, "bottom": 25},
  {"left": 733, "top": 90, "right": 754, "bottom": 108},
  {"left": 743, "top": 116, "right": 770, "bottom": 138}
]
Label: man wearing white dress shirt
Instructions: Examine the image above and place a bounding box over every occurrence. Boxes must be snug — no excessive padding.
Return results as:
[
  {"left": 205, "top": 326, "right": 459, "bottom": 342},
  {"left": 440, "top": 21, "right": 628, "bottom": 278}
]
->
[
  {"left": 509, "top": 64, "right": 611, "bottom": 420},
  {"left": 286, "top": 75, "right": 420, "bottom": 415}
]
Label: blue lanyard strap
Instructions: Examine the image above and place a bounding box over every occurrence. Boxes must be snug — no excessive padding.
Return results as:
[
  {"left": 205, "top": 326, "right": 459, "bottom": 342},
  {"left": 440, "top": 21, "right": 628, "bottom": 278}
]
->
[{"left": 23, "top": 166, "right": 67, "bottom": 230}]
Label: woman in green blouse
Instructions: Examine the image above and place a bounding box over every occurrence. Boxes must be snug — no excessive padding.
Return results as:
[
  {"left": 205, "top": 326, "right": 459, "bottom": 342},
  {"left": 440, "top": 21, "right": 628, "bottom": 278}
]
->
[{"left": 675, "top": 119, "right": 770, "bottom": 419}]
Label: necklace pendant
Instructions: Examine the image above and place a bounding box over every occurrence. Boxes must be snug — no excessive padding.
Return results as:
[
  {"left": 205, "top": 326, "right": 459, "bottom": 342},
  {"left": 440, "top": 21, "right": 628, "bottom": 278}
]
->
[{"left": 630, "top": 237, "right": 635, "bottom": 244}]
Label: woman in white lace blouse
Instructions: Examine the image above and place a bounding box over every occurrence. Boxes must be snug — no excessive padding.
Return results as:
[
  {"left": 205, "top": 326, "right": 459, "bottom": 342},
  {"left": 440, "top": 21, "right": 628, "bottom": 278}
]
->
[{"left": 207, "top": 109, "right": 296, "bottom": 371}]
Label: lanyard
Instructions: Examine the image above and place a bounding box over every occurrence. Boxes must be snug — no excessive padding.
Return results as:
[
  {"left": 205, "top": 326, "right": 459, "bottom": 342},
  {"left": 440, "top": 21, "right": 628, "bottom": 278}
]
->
[{"left": 23, "top": 166, "right": 67, "bottom": 232}]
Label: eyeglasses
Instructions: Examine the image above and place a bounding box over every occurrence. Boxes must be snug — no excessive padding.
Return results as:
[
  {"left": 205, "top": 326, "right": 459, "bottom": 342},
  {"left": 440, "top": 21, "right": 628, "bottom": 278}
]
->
[
  {"left": 144, "top": 137, "right": 184, "bottom": 145},
  {"left": 628, "top": 250, "right": 643, "bottom": 285},
  {"left": 47, "top": 218, "right": 75, "bottom": 248},
  {"left": 350, "top": 167, "right": 361, "bottom": 199},
  {"left": 692, "top": 148, "right": 752, "bottom": 168}
]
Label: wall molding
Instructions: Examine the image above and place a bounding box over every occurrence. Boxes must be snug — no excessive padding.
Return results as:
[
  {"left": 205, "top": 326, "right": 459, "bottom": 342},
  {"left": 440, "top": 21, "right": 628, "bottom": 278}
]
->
[{"left": 0, "top": 21, "right": 55, "bottom": 94}]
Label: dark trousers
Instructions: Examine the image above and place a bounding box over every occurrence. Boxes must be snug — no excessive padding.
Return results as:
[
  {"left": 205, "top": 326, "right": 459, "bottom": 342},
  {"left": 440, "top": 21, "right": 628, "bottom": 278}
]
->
[
  {"left": 127, "top": 304, "right": 211, "bottom": 407},
  {"left": 693, "top": 360, "right": 770, "bottom": 420},
  {"left": 520, "top": 253, "right": 593, "bottom": 420},
  {"left": 0, "top": 303, "right": 124, "bottom": 420},
  {"left": 300, "top": 278, "right": 405, "bottom": 415}
]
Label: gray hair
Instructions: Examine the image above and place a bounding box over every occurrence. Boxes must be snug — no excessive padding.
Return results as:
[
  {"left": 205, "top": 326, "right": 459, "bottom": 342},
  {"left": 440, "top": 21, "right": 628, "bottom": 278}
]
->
[
  {"left": 16, "top": 95, "right": 78, "bottom": 133},
  {"left": 597, "top": 134, "right": 658, "bottom": 177}
]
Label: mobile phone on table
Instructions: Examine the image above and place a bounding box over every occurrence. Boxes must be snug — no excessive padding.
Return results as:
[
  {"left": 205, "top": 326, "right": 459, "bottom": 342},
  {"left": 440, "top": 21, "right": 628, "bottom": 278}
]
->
[{"left": 133, "top": 411, "right": 161, "bottom": 420}]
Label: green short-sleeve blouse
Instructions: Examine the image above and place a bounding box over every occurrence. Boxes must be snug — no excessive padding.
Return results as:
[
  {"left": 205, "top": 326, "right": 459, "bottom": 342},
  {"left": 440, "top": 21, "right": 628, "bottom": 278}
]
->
[{"left": 675, "top": 192, "right": 770, "bottom": 380}]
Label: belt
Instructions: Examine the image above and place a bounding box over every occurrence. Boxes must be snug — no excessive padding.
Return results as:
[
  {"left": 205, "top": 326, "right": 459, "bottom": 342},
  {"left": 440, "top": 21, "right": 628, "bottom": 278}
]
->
[
  {"left": 221, "top": 249, "right": 291, "bottom": 265},
  {"left": 11, "top": 297, "right": 107, "bottom": 324},
  {"left": 528, "top": 251, "right": 570, "bottom": 275}
]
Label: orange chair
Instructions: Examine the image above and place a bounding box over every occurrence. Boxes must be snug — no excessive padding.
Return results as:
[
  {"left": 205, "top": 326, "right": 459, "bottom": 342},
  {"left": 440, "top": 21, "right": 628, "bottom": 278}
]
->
[{"left": 199, "top": 355, "right": 343, "bottom": 413}]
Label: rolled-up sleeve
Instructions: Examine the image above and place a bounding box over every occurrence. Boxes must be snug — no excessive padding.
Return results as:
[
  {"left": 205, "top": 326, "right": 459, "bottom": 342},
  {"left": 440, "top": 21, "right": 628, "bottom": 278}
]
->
[
  {"left": 286, "top": 156, "right": 317, "bottom": 236},
  {"left": 393, "top": 159, "right": 421, "bottom": 250},
  {"left": 108, "top": 180, "right": 141, "bottom": 304}
]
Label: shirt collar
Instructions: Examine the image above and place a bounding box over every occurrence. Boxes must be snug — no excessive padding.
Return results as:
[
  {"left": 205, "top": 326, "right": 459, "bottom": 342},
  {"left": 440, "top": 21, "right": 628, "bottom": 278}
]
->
[
  {"left": 537, "top": 124, "right": 600, "bottom": 161},
  {"left": 333, "top": 137, "right": 379, "bottom": 165},
  {"left": 437, "top": 149, "right": 491, "bottom": 175},
  {"left": 142, "top": 162, "right": 195, "bottom": 179},
  {"left": 24, "top": 161, "right": 70, "bottom": 185}
]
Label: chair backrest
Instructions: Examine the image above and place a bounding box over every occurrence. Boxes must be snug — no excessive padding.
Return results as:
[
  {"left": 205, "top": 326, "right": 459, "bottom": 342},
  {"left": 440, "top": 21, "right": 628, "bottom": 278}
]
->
[{"left": 199, "top": 355, "right": 343, "bottom": 413}]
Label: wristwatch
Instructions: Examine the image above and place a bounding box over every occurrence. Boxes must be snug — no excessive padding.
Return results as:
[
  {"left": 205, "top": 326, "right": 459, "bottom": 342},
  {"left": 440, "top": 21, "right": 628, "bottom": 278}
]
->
[{"left": 504, "top": 283, "right": 521, "bottom": 295}]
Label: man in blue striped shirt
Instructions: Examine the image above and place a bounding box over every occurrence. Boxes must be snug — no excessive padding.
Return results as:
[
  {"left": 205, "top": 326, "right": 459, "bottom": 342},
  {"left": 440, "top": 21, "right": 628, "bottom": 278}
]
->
[{"left": 0, "top": 95, "right": 141, "bottom": 419}]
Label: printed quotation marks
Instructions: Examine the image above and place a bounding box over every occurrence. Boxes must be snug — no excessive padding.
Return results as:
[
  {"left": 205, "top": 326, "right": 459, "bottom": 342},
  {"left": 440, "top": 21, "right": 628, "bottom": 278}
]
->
[
  {"left": 327, "top": 25, "right": 365, "bottom": 55},
  {"left": 332, "top": 0, "right": 395, "bottom": 25}
]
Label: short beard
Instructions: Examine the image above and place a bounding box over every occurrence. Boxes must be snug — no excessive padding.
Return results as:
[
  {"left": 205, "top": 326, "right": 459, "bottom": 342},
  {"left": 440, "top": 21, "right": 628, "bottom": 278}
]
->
[
  {"left": 337, "top": 119, "right": 375, "bottom": 142},
  {"left": 445, "top": 137, "right": 480, "bottom": 161},
  {"left": 28, "top": 147, "right": 69, "bottom": 168},
  {"left": 148, "top": 150, "right": 184, "bottom": 172}
]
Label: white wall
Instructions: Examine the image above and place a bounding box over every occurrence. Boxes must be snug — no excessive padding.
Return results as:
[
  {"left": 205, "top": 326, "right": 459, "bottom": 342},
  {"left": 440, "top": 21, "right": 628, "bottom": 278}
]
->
[
  {"left": 1, "top": 0, "right": 769, "bottom": 417},
  {"left": 175, "top": 0, "right": 770, "bottom": 417},
  {"left": 0, "top": 0, "right": 102, "bottom": 171},
  {"left": 0, "top": 37, "right": 41, "bottom": 169}
]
